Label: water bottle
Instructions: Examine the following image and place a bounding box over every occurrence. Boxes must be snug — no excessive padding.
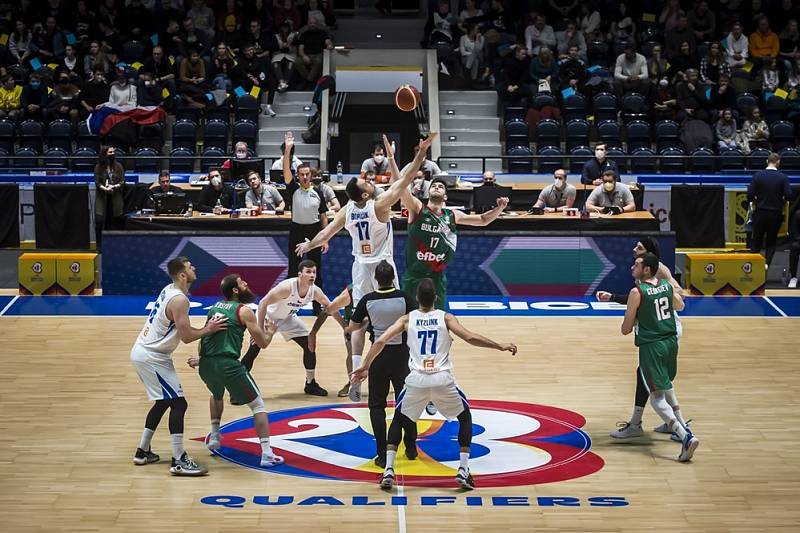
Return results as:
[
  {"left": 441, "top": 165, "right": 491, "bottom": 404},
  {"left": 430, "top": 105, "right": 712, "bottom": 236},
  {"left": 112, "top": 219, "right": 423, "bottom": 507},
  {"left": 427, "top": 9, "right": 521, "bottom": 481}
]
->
[
  {"left": 336, "top": 161, "right": 343, "bottom": 184},
  {"left": 186, "top": 201, "right": 193, "bottom": 217},
  {"left": 214, "top": 197, "right": 222, "bottom": 215}
]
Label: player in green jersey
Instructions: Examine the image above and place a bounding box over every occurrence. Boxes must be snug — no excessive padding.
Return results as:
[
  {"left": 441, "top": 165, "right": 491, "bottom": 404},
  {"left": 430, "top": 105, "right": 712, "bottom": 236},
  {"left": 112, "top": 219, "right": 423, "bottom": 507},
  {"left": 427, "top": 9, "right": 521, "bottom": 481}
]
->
[
  {"left": 188, "top": 273, "right": 285, "bottom": 468},
  {"left": 621, "top": 253, "right": 699, "bottom": 462}
]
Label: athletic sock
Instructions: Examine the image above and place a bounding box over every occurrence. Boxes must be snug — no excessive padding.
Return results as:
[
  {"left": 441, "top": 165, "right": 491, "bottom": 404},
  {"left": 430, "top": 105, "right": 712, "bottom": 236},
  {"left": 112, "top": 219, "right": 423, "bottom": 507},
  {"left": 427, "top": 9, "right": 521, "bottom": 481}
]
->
[
  {"left": 630, "top": 405, "right": 644, "bottom": 426},
  {"left": 139, "top": 428, "right": 155, "bottom": 451},
  {"left": 670, "top": 419, "right": 689, "bottom": 440},
  {"left": 459, "top": 451, "right": 469, "bottom": 471},
  {"left": 351, "top": 355, "right": 362, "bottom": 371},
  {"left": 305, "top": 369, "right": 315, "bottom": 384},
  {"left": 210, "top": 419, "right": 220, "bottom": 435},
  {"left": 386, "top": 450, "right": 397, "bottom": 469},
  {"left": 170, "top": 433, "right": 184, "bottom": 460},
  {"left": 260, "top": 437, "right": 273, "bottom": 457},
  {"left": 664, "top": 389, "right": 687, "bottom": 427}
]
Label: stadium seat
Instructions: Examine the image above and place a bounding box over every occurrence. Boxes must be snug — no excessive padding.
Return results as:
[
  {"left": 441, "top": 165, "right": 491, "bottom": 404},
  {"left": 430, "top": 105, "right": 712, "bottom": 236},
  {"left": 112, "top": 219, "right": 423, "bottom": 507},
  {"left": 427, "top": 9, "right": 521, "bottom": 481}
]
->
[
  {"left": 170, "top": 147, "right": 195, "bottom": 173},
  {"left": 201, "top": 146, "right": 226, "bottom": 172},
  {"left": 720, "top": 148, "right": 746, "bottom": 171},
  {"left": 596, "top": 120, "right": 622, "bottom": 148},
  {"left": 77, "top": 120, "right": 100, "bottom": 151},
  {"left": 562, "top": 93, "right": 587, "bottom": 122},
  {"left": 532, "top": 93, "right": 557, "bottom": 111},
  {"left": 138, "top": 122, "right": 164, "bottom": 151},
  {"left": 47, "top": 119, "right": 73, "bottom": 152},
  {"left": 505, "top": 119, "right": 529, "bottom": 150},
  {"left": 233, "top": 119, "right": 257, "bottom": 148},
  {"left": 747, "top": 147, "right": 770, "bottom": 169},
  {"left": 172, "top": 119, "right": 197, "bottom": 152},
  {"left": 13, "top": 147, "right": 38, "bottom": 168},
  {"left": 204, "top": 119, "right": 230, "bottom": 151},
  {"left": 770, "top": 121, "right": 795, "bottom": 152},
  {"left": 537, "top": 145, "right": 562, "bottom": 174},
  {"left": 625, "top": 120, "right": 651, "bottom": 151},
  {"left": 0, "top": 147, "right": 8, "bottom": 168},
  {"left": 43, "top": 147, "right": 69, "bottom": 169},
  {"left": 779, "top": 147, "right": 800, "bottom": 171},
  {"left": 534, "top": 119, "right": 560, "bottom": 148},
  {"left": 764, "top": 96, "right": 788, "bottom": 125},
  {"left": 235, "top": 95, "right": 260, "bottom": 124},
  {"left": 72, "top": 147, "right": 98, "bottom": 172},
  {"left": 19, "top": 119, "right": 44, "bottom": 153},
  {"left": 205, "top": 106, "right": 231, "bottom": 124},
  {"left": 134, "top": 147, "right": 160, "bottom": 173},
  {"left": 655, "top": 120, "right": 681, "bottom": 152},
  {"left": 121, "top": 40, "right": 147, "bottom": 64},
  {"left": 565, "top": 118, "right": 590, "bottom": 151},
  {"left": 507, "top": 146, "right": 534, "bottom": 173},
  {"left": 629, "top": 147, "right": 657, "bottom": 173},
  {"left": 592, "top": 92, "right": 618, "bottom": 123},
  {"left": 659, "top": 147, "right": 686, "bottom": 174},
  {"left": 621, "top": 92, "right": 648, "bottom": 123},
  {"left": 690, "top": 147, "right": 715, "bottom": 173},
  {"left": 735, "top": 93, "right": 758, "bottom": 116},
  {"left": 569, "top": 146, "right": 593, "bottom": 174},
  {"left": 503, "top": 104, "right": 527, "bottom": 123},
  {"left": 0, "top": 119, "right": 15, "bottom": 153},
  {"left": 607, "top": 146, "right": 627, "bottom": 173}
]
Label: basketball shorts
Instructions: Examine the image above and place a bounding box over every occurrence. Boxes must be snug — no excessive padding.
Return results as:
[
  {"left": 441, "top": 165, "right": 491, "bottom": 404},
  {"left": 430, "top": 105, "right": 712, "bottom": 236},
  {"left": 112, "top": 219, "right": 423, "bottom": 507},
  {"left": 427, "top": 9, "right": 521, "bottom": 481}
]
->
[
  {"left": 199, "top": 356, "right": 260, "bottom": 406},
  {"left": 352, "top": 257, "right": 399, "bottom": 307},
  {"left": 130, "top": 345, "right": 184, "bottom": 401},
  {"left": 638, "top": 336, "right": 679, "bottom": 392},
  {"left": 397, "top": 371, "right": 467, "bottom": 421},
  {"left": 267, "top": 313, "right": 309, "bottom": 341},
  {"left": 402, "top": 271, "right": 447, "bottom": 310}
]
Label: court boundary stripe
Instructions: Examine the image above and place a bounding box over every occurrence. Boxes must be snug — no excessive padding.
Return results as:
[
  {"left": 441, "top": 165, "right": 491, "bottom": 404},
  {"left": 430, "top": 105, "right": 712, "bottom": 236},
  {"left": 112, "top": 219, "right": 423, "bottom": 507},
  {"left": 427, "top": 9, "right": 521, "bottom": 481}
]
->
[
  {"left": 762, "top": 296, "right": 789, "bottom": 317},
  {"left": 0, "top": 296, "right": 19, "bottom": 316},
  {"left": 397, "top": 485, "right": 406, "bottom": 533}
]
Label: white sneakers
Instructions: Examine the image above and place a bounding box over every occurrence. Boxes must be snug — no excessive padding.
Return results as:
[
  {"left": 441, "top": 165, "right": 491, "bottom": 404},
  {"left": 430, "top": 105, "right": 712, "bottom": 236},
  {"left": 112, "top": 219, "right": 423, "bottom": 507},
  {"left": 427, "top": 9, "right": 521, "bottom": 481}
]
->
[{"left": 609, "top": 421, "right": 644, "bottom": 439}]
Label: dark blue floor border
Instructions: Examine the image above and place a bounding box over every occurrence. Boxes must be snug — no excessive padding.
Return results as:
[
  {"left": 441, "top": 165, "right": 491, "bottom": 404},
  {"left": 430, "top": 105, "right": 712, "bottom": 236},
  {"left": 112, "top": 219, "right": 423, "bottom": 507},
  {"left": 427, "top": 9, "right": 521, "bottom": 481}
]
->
[{"left": 1, "top": 295, "right": 797, "bottom": 318}]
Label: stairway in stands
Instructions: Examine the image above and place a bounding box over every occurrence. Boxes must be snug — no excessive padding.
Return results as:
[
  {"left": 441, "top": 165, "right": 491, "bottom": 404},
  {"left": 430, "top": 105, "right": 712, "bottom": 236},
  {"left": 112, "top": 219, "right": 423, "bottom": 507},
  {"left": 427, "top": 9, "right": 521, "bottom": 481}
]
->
[
  {"left": 438, "top": 91, "right": 503, "bottom": 174},
  {"left": 257, "top": 91, "right": 318, "bottom": 163}
]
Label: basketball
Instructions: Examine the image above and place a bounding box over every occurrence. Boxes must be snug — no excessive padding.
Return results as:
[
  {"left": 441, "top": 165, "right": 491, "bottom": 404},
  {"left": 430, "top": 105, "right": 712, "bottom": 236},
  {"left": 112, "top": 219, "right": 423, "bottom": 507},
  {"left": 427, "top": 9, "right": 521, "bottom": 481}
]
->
[{"left": 395, "top": 84, "right": 421, "bottom": 112}]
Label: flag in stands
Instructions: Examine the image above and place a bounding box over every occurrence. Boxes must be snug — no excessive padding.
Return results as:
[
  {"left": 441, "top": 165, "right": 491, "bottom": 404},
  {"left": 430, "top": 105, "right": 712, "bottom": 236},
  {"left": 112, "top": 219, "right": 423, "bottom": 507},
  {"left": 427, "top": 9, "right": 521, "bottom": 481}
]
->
[{"left": 87, "top": 105, "right": 167, "bottom": 136}]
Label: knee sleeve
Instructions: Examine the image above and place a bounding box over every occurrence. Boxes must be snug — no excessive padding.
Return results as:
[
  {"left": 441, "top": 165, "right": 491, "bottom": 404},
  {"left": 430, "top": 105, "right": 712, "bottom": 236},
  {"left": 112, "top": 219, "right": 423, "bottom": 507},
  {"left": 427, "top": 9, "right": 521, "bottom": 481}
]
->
[
  {"left": 634, "top": 367, "right": 650, "bottom": 407},
  {"left": 457, "top": 407, "right": 473, "bottom": 448},
  {"left": 145, "top": 399, "right": 171, "bottom": 430},
  {"left": 247, "top": 395, "right": 267, "bottom": 415},
  {"left": 167, "top": 397, "right": 188, "bottom": 434}
]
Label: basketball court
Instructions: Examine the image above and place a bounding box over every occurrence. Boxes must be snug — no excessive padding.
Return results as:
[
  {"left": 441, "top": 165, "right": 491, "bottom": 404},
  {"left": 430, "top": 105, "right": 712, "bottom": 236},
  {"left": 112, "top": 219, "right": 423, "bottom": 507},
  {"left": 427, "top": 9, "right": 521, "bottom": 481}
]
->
[{"left": 0, "top": 295, "right": 798, "bottom": 532}]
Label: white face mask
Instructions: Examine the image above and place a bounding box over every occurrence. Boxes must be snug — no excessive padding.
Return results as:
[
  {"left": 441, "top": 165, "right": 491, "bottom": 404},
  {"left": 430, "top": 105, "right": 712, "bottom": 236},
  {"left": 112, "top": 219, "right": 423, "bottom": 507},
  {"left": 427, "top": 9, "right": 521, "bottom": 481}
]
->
[
  {"left": 554, "top": 178, "right": 565, "bottom": 189},
  {"left": 603, "top": 181, "right": 615, "bottom": 192},
  {"left": 373, "top": 154, "right": 385, "bottom": 164},
  {"left": 210, "top": 176, "right": 222, "bottom": 187},
  {"left": 235, "top": 151, "right": 247, "bottom": 159}
]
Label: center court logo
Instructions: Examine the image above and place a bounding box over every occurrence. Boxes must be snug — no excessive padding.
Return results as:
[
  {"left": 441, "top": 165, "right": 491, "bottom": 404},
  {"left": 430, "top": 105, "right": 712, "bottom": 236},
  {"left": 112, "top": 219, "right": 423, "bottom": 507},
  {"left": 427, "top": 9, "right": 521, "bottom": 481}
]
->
[{"left": 194, "top": 400, "right": 604, "bottom": 487}]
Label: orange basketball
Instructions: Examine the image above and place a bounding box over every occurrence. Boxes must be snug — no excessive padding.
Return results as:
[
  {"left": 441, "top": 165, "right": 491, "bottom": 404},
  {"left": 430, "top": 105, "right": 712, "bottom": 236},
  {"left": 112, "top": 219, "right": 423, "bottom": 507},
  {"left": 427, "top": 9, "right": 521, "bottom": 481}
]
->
[{"left": 395, "top": 85, "right": 421, "bottom": 112}]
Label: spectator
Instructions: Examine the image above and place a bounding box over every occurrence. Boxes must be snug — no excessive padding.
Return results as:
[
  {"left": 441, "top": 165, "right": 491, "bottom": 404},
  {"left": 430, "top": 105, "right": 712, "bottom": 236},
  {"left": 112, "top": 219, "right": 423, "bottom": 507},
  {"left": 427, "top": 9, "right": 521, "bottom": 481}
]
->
[
  {"left": 305, "top": 0, "right": 335, "bottom": 28},
  {"left": 700, "top": 42, "right": 731, "bottom": 85},
  {"left": 608, "top": 4, "right": 636, "bottom": 48},
  {"left": 668, "top": 41, "right": 700, "bottom": 82},
  {"left": 750, "top": 16, "right": 779, "bottom": 67},
  {"left": 94, "top": 145, "right": 125, "bottom": 251},
  {"left": 525, "top": 14, "right": 556, "bottom": 56},
  {"left": 178, "top": 48, "right": 208, "bottom": 109},
  {"left": 245, "top": 170, "right": 285, "bottom": 211},
  {"left": 762, "top": 57, "right": 780, "bottom": 93},
  {"left": 74, "top": 1, "right": 98, "bottom": 45},
  {"left": 398, "top": 144, "right": 445, "bottom": 201},
  {"left": 741, "top": 107, "right": 770, "bottom": 152},
  {"left": 744, "top": 0, "right": 768, "bottom": 35},
  {"left": 653, "top": 78, "right": 678, "bottom": 121},
  {"left": 8, "top": 20, "right": 33, "bottom": 65},
  {"left": 581, "top": 143, "right": 619, "bottom": 185},
  {"left": 716, "top": 109, "right": 739, "bottom": 150},
  {"left": 458, "top": 0, "right": 484, "bottom": 33},
  {"left": 647, "top": 44, "right": 669, "bottom": 83},
  {"left": 779, "top": 19, "right": 800, "bottom": 72},
  {"left": 33, "top": 16, "right": 65, "bottom": 61},
  {"left": 585, "top": 169, "right": 635, "bottom": 214},
  {"left": 109, "top": 70, "right": 137, "bottom": 107},
  {"left": 531, "top": 47, "right": 560, "bottom": 94},
  {"left": 46, "top": 71, "right": 81, "bottom": 125},
  {"left": 123, "top": 0, "right": 150, "bottom": 38},
  {"left": 498, "top": 45, "right": 533, "bottom": 101},
  {"left": 97, "top": 17, "right": 122, "bottom": 63},
  {"left": 83, "top": 40, "right": 111, "bottom": 79},
  {"left": 179, "top": 16, "right": 211, "bottom": 58},
  {"left": 142, "top": 46, "right": 177, "bottom": 97},
  {"left": 271, "top": 141, "right": 303, "bottom": 172},
  {"left": 0, "top": 76, "right": 23, "bottom": 122},
  {"left": 665, "top": 12, "right": 696, "bottom": 60},
  {"left": 294, "top": 17, "right": 333, "bottom": 85},
  {"left": 577, "top": 1, "right": 601, "bottom": 41},
  {"left": 748, "top": 152, "right": 791, "bottom": 267},
  {"left": 197, "top": 169, "right": 235, "bottom": 213},
  {"left": 216, "top": 0, "right": 244, "bottom": 33},
  {"left": 429, "top": 1, "right": 459, "bottom": 45},
  {"left": 242, "top": 0, "right": 274, "bottom": 31},
  {"left": 146, "top": 170, "right": 183, "bottom": 209},
  {"left": 274, "top": 0, "right": 302, "bottom": 32},
  {"left": 459, "top": 24, "right": 486, "bottom": 82},
  {"left": 80, "top": 68, "right": 110, "bottom": 117},
  {"left": 613, "top": 43, "right": 650, "bottom": 98},
  {"left": 238, "top": 43, "right": 277, "bottom": 117},
  {"left": 361, "top": 144, "right": 391, "bottom": 176},
  {"left": 210, "top": 42, "right": 237, "bottom": 91},
  {"left": 533, "top": 168, "right": 576, "bottom": 211},
  {"left": 159, "top": 19, "right": 183, "bottom": 59},
  {"left": 659, "top": 0, "right": 682, "bottom": 33},
  {"left": 215, "top": 15, "right": 243, "bottom": 55},
  {"left": 222, "top": 141, "right": 251, "bottom": 169},
  {"left": 187, "top": 0, "right": 216, "bottom": 39},
  {"left": 559, "top": 44, "right": 588, "bottom": 93},
  {"left": 688, "top": 1, "right": 716, "bottom": 42},
  {"left": 136, "top": 71, "right": 165, "bottom": 107},
  {"left": 725, "top": 22, "right": 750, "bottom": 69},
  {"left": 60, "top": 44, "right": 83, "bottom": 82},
  {"left": 310, "top": 168, "right": 340, "bottom": 211},
  {"left": 20, "top": 73, "right": 48, "bottom": 121},
  {"left": 245, "top": 18, "right": 279, "bottom": 62},
  {"left": 272, "top": 21, "right": 297, "bottom": 92},
  {"left": 676, "top": 68, "right": 711, "bottom": 122},
  {"left": 709, "top": 74, "right": 738, "bottom": 117},
  {"left": 556, "top": 20, "right": 587, "bottom": 61}
]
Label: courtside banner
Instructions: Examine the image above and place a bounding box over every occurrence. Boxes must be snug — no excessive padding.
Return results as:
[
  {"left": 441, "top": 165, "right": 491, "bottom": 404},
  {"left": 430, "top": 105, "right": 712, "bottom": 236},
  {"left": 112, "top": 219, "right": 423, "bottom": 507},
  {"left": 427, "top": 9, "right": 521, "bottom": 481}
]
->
[{"left": 102, "top": 233, "right": 675, "bottom": 297}]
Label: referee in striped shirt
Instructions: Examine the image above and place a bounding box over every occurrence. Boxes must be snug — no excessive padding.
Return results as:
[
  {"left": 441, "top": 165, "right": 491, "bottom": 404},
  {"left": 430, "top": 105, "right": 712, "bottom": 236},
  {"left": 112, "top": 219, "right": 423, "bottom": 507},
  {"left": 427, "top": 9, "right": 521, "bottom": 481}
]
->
[{"left": 283, "top": 132, "right": 329, "bottom": 313}]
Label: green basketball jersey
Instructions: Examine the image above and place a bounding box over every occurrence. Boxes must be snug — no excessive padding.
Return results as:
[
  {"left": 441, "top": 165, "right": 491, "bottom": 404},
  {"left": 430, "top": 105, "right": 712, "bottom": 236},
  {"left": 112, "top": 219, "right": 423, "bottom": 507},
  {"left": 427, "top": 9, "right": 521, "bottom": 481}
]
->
[
  {"left": 200, "top": 300, "right": 247, "bottom": 358},
  {"left": 634, "top": 279, "right": 677, "bottom": 346},
  {"left": 405, "top": 206, "right": 458, "bottom": 278}
]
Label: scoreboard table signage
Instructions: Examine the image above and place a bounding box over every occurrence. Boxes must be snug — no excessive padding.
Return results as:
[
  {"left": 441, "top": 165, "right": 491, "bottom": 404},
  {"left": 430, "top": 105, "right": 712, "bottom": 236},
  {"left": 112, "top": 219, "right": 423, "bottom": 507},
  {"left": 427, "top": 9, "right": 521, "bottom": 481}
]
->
[{"left": 685, "top": 253, "right": 765, "bottom": 295}]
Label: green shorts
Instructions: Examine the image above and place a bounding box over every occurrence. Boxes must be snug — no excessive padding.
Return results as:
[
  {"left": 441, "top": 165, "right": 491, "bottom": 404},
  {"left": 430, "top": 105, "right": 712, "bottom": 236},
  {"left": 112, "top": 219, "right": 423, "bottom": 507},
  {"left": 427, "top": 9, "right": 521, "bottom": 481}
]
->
[
  {"left": 638, "top": 337, "right": 679, "bottom": 392},
  {"left": 402, "top": 271, "right": 448, "bottom": 311},
  {"left": 199, "top": 356, "right": 260, "bottom": 406}
]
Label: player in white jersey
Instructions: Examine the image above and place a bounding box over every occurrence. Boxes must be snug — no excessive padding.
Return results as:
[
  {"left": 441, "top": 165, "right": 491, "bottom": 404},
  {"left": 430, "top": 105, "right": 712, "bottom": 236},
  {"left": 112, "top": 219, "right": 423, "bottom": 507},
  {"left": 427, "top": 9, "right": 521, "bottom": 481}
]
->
[
  {"left": 352, "top": 278, "right": 517, "bottom": 490},
  {"left": 130, "top": 256, "right": 226, "bottom": 476},
  {"left": 596, "top": 237, "right": 691, "bottom": 441},
  {"left": 254, "top": 259, "right": 334, "bottom": 396},
  {"left": 296, "top": 133, "right": 438, "bottom": 401}
]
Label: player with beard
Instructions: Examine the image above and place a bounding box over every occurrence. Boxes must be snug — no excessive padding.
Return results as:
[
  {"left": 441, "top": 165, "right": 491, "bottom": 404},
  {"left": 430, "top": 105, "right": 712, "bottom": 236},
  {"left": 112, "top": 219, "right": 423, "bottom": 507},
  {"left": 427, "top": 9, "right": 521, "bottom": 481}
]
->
[{"left": 188, "top": 273, "right": 285, "bottom": 468}]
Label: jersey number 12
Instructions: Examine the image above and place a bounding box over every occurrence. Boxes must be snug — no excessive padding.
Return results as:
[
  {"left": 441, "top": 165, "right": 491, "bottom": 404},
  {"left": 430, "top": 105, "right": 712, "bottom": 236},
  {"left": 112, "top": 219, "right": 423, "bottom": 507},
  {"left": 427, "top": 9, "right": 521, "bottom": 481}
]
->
[{"left": 654, "top": 296, "right": 671, "bottom": 321}]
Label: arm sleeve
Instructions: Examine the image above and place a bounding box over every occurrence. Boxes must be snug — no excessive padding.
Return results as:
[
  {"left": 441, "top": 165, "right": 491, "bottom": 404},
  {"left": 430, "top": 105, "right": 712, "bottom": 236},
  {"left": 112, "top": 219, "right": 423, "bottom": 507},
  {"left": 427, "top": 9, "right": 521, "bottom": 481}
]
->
[
  {"left": 612, "top": 292, "right": 629, "bottom": 304},
  {"left": 351, "top": 297, "right": 368, "bottom": 323},
  {"left": 405, "top": 292, "right": 416, "bottom": 312}
]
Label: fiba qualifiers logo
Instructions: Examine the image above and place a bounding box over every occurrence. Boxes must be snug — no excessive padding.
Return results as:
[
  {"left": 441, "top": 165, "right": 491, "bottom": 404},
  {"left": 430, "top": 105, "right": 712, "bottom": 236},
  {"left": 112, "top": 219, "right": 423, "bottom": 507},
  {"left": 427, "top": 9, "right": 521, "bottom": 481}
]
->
[
  {"left": 705, "top": 263, "right": 716, "bottom": 275},
  {"left": 742, "top": 262, "right": 753, "bottom": 274},
  {"left": 70, "top": 262, "right": 81, "bottom": 274},
  {"left": 196, "top": 400, "right": 604, "bottom": 487},
  {"left": 32, "top": 262, "right": 43, "bottom": 274}
]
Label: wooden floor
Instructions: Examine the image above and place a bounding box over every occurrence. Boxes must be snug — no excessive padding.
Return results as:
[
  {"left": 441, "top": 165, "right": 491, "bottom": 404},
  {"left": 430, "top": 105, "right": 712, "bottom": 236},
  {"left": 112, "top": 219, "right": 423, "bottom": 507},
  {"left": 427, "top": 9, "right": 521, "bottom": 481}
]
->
[{"left": 1, "top": 315, "right": 799, "bottom": 532}]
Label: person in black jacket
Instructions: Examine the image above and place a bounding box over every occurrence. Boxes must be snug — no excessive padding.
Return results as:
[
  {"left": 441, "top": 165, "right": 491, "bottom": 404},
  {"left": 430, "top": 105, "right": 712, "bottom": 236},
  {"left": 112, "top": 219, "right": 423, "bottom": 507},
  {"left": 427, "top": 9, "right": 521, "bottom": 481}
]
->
[
  {"left": 21, "top": 72, "right": 49, "bottom": 120},
  {"left": 788, "top": 208, "right": 800, "bottom": 288},
  {"left": 197, "top": 169, "right": 234, "bottom": 213},
  {"left": 748, "top": 152, "right": 792, "bottom": 268},
  {"left": 237, "top": 43, "right": 278, "bottom": 116}
]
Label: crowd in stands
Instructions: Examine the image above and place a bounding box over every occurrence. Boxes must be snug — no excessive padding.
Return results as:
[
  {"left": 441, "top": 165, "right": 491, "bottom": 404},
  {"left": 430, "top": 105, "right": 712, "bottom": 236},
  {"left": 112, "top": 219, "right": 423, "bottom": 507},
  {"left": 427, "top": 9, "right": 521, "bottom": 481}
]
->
[
  {"left": 424, "top": 0, "right": 800, "bottom": 157},
  {"left": 0, "top": 0, "right": 336, "bottom": 160}
]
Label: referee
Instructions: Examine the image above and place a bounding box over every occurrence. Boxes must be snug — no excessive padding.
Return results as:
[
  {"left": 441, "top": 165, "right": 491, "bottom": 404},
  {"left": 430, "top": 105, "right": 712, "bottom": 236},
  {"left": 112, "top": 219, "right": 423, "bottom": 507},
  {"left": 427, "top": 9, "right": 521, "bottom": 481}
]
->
[
  {"left": 283, "top": 132, "right": 329, "bottom": 311},
  {"left": 346, "top": 260, "right": 418, "bottom": 467}
]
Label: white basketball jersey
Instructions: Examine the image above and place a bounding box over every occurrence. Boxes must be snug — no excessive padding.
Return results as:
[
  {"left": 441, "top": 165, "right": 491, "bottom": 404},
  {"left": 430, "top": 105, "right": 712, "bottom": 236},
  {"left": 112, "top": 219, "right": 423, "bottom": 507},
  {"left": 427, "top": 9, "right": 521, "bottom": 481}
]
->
[
  {"left": 344, "top": 200, "right": 393, "bottom": 264},
  {"left": 267, "top": 278, "right": 316, "bottom": 320},
  {"left": 135, "top": 283, "right": 185, "bottom": 357},
  {"left": 407, "top": 309, "right": 453, "bottom": 373}
]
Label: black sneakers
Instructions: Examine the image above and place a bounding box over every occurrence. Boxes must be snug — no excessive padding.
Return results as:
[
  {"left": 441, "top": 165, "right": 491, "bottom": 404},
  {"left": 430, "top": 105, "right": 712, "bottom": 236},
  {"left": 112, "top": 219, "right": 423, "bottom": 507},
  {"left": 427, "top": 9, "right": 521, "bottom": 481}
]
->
[
  {"left": 133, "top": 447, "right": 160, "bottom": 465},
  {"left": 405, "top": 444, "right": 418, "bottom": 460},
  {"left": 456, "top": 467, "right": 475, "bottom": 490},
  {"left": 379, "top": 468, "right": 395, "bottom": 489},
  {"left": 374, "top": 455, "right": 386, "bottom": 468},
  {"left": 169, "top": 452, "right": 208, "bottom": 476},
  {"left": 304, "top": 379, "right": 328, "bottom": 396}
]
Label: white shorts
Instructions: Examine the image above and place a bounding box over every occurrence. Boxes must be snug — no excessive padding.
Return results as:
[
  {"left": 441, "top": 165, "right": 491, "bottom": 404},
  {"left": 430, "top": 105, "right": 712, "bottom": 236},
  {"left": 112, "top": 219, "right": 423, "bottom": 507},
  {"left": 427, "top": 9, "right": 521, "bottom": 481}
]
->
[
  {"left": 130, "top": 345, "right": 184, "bottom": 401},
  {"left": 397, "top": 371, "right": 467, "bottom": 422},
  {"left": 268, "top": 313, "right": 309, "bottom": 341},
  {"left": 352, "top": 257, "right": 399, "bottom": 306}
]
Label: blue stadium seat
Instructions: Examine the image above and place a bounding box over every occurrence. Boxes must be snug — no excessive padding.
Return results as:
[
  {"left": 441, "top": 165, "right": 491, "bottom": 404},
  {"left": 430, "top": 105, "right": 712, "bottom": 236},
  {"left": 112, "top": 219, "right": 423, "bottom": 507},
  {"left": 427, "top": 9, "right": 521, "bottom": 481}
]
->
[
  {"left": 13, "top": 147, "right": 38, "bottom": 168},
  {"left": 235, "top": 95, "right": 260, "bottom": 124},
  {"left": 204, "top": 119, "right": 230, "bottom": 151},
  {"left": 134, "top": 147, "right": 160, "bottom": 173},
  {"left": 201, "top": 146, "right": 226, "bottom": 172},
  {"left": 569, "top": 146, "right": 593, "bottom": 174},
  {"left": 659, "top": 147, "right": 686, "bottom": 173},
  {"left": 747, "top": 147, "right": 770, "bottom": 169},
  {"left": 172, "top": 119, "right": 197, "bottom": 152},
  {"left": 596, "top": 120, "right": 622, "bottom": 148},
  {"left": 655, "top": 120, "right": 681, "bottom": 152},
  {"left": 770, "top": 121, "right": 795, "bottom": 152},
  {"left": 77, "top": 120, "right": 100, "bottom": 151},
  {"left": 535, "top": 119, "right": 560, "bottom": 148},
  {"left": 720, "top": 148, "right": 746, "bottom": 171},
  {"left": 507, "top": 146, "right": 534, "bottom": 173},
  {"left": 43, "top": 147, "right": 69, "bottom": 169},
  {"left": 72, "top": 147, "right": 98, "bottom": 172},
  {"left": 505, "top": 119, "right": 529, "bottom": 151},
  {"left": 690, "top": 147, "right": 715, "bottom": 173},
  {"left": 19, "top": 119, "right": 44, "bottom": 153},
  {"left": 592, "top": 92, "right": 618, "bottom": 123},
  {"left": 621, "top": 92, "right": 648, "bottom": 123},
  {"left": 607, "top": 146, "right": 627, "bottom": 173},
  {"left": 138, "top": 122, "right": 164, "bottom": 151},
  {"left": 629, "top": 147, "right": 657, "bottom": 173},
  {"left": 562, "top": 93, "right": 587, "bottom": 122},
  {"left": 47, "top": 119, "right": 73, "bottom": 152},
  {"left": 232, "top": 119, "right": 257, "bottom": 148},
  {"left": 537, "top": 145, "right": 562, "bottom": 174},
  {"left": 779, "top": 147, "right": 800, "bottom": 171},
  {"left": 565, "top": 119, "right": 589, "bottom": 151},
  {"left": 170, "top": 147, "right": 195, "bottom": 173},
  {"left": 625, "top": 120, "right": 651, "bottom": 151},
  {"left": 764, "top": 96, "right": 788, "bottom": 125},
  {"left": 0, "top": 119, "right": 14, "bottom": 153},
  {"left": 503, "top": 104, "right": 527, "bottom": 123},
  {"left": 736, "top": 93, "right": 758, "bottom": 116},
  {"left": 532, "top": 93, "right": 557, "bottom": 110}
]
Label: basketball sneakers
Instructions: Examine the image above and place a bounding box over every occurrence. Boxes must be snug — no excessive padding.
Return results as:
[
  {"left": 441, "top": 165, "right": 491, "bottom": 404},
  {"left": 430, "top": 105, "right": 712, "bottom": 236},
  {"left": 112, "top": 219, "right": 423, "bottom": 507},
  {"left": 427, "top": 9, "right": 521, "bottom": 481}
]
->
[
  {"left": 610, "top": 421, "right": 644, "bottom": 439},
  {"left": 456, "top": 467, "right": 475, "bottom": 490},
  {"left": 133, "top": 448, "right": 160, "bottom": 465},
  {"left": 170, "top": 453, "right": 208, "bottom": 476}
]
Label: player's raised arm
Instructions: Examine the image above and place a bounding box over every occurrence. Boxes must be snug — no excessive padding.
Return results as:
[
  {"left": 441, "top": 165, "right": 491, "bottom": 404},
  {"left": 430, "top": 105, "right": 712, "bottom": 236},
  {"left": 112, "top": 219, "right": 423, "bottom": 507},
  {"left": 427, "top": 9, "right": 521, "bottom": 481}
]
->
[
  {"left": 282, "top": 131, "right": 295, "bottom": 185},
  {"left": 621, "top": 287, "right": 641, "bottom": 335},
  {"left": 384, "top": 134, "right": 424, "bottom": 215},
  {"left": 444, "top": 313, "right": 517, "bottom": 354},
  {"left": 351, "top": 315, "right": 409, "bottom": 382},
  {"left": 452, "top": 196, "right": 510, "bottom": 226},
  {"left": 375, "top": 133, "right": 437, "bottom": 219},
  {"left": 294, "top": 207, "right": 347, "bottom": 256},
  {"left": 167, "top": 295, "right": 227, "bottom": 343}
]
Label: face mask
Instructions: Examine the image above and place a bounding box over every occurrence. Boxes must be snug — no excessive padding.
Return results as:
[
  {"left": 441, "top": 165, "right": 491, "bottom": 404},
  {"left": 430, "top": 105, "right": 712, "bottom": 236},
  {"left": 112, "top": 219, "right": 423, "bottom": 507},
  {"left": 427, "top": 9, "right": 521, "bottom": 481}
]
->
[
  {"left": 108, "top": 155, "right": 115, "bottom": 161},
  {"left": 210, "top": 176, "right": 222, "bottom": 187},
  {"left": 603, "top": 181, "right": 615, "bottom": 192},
  {"left": 373, "top": 154, "right": 385, "bottom": 164},
  {"left": 146, "top": 80, "right": 156, "bottom": 86},
  {"left": 235, "top": 152, "right": 247, "bottom": 159},
  {"left": 554, "top": 178, "right": 565, "bottom": 189},
  {"left": 30, "top": 81, "right": 41, "bottom": 89}
]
